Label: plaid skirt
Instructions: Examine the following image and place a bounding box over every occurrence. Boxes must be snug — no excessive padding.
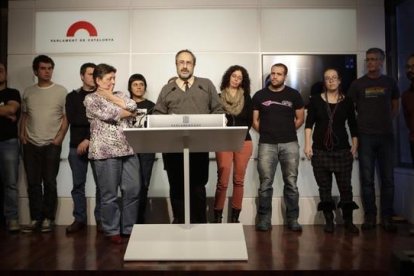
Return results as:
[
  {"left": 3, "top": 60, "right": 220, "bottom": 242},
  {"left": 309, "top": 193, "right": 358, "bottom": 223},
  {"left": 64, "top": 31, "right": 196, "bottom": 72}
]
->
[{"left": 311, "top": 149, "right": 353, "bottom": 173}]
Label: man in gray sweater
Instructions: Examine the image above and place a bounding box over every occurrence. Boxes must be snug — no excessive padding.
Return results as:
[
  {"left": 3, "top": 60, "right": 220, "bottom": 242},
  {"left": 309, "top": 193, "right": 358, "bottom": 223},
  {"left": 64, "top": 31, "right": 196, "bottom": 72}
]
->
[{"left": 154, "top": 49, "right": 223, "bottom": 223}]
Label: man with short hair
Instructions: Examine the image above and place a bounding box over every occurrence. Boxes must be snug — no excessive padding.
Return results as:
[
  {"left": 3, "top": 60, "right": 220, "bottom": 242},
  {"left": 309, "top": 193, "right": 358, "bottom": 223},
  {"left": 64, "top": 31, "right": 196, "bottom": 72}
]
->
[
  {"left": 252, "top": 63, "right": 305, "bottom": 232},
  {"left": 348, "top": 48, "right": 400, "bottom": 232},
  {"left": 20, "top": 55, "right": 68, "bottom": 233},
  {"left": 66, "top": 63, "right": 102, "bottom": 233},
  {"left": 154, "top": 49, "right": 224, "bottom": 223},
  {"left": 0, "top": 62, "right": 21, "bottom": 232}
]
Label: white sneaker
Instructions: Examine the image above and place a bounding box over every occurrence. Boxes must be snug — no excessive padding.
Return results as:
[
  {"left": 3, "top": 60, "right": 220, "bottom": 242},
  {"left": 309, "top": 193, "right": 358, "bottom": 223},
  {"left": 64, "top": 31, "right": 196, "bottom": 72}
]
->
[
  {"left": 41, "top": 219, "right": 54, "bottom": 233},
  {"left": 21, "top": 220, "right": 40, "bottom": 233},
  {"left": 8, "top": 219, "right": 20, "bottom": 232}
]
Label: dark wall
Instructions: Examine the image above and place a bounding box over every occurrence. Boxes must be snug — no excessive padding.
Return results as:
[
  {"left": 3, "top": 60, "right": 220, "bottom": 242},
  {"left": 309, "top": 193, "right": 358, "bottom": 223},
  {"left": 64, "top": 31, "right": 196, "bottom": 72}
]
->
[
  {"left": 385, "top": 0, "right": 414, "bottom": 166},
  {"left": 0, "top": 1, "right": 7, "bottom": 65},
  {"left": 396, "top": 0, "right": 414, "bottom": 166}
]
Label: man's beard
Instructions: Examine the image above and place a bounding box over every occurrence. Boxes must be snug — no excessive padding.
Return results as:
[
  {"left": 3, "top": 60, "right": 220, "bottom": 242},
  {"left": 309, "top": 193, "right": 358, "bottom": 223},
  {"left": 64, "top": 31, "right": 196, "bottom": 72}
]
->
[
  {"left": 179, "top": 72, "right": 192, "bottom": 81},
  {"left": 269, "top": 82, "right": 284, "bottom": 90}
]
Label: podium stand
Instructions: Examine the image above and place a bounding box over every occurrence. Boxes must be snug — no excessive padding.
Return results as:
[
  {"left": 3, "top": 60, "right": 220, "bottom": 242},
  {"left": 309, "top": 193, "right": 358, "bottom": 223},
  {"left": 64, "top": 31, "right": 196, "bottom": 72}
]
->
[{"left": 123, "top": 126, "right": 248, "bottom": 261}]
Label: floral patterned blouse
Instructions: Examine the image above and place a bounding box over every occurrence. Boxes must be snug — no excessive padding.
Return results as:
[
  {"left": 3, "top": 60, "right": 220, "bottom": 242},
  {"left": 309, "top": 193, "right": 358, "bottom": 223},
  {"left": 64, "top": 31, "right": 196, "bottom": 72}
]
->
[{"left": 84, "top": 91, "right": 137, "bottom": 160}]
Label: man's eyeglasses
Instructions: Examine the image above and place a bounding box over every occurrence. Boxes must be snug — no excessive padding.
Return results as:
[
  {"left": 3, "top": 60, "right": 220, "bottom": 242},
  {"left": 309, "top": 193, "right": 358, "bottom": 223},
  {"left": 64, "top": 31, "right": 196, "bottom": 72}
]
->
[{"left": 177, "top": 60, "right": 193, "bottom": 66}]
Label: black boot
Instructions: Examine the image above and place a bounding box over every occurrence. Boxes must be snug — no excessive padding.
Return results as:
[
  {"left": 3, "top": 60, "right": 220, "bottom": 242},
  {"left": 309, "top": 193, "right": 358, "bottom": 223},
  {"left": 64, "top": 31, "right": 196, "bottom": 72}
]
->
[
  {"left": 231, "top": 208, "right": 241, "bottom": 223},
  {"left": 213, "top": 210, "right": 223, "bottom": 223},
  {"left": 339, "top": 201, "right": 360, "bottom": 234},
  {"left": 323, "top": 211, "right": 334, "bottom": 233},
  {"left": 318, "top": 201, "right": 336, "bottom": 233}
]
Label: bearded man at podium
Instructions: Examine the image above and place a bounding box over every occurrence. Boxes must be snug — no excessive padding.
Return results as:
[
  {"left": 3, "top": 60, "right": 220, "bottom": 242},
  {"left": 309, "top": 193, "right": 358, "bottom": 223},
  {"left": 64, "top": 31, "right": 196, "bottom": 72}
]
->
[{"left": 153, "top": 49, "right": 224, "bottom": 223}]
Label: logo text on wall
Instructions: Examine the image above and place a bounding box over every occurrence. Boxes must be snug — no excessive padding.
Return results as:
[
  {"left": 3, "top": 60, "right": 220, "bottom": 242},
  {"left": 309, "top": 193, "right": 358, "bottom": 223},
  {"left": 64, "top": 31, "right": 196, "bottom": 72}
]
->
[{"left": 49, "top": 20, "right": 114, "bottom": 43}]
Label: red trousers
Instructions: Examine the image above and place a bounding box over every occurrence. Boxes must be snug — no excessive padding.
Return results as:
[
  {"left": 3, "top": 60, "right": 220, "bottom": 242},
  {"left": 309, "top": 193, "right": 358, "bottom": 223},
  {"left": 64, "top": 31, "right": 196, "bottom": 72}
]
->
[{"left": 214, "top": 140, "right": 253, "bottom": 210}]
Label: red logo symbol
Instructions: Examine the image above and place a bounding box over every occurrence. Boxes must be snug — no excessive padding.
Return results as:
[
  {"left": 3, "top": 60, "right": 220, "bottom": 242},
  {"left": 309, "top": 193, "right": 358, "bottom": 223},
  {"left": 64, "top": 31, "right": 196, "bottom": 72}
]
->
[{"left": 66, "top": 21, "right": 98, "bottom": 37}]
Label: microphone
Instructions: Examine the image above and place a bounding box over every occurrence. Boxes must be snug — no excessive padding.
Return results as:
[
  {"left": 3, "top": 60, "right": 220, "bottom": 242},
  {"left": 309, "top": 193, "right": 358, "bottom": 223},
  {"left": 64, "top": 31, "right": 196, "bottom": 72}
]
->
[
  {"left": 198, "top": 85, "right": 212, "bottom": 109},
  {"left": 198, "top": 84, "right": 208, "bottom": 94}
]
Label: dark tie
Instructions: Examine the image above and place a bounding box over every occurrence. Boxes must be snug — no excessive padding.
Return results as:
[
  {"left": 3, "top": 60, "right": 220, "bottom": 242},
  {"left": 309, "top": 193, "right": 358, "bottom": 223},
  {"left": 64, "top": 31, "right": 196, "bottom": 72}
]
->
[{"left": 184, "top": 81, "right": 189, "bottom": 91}]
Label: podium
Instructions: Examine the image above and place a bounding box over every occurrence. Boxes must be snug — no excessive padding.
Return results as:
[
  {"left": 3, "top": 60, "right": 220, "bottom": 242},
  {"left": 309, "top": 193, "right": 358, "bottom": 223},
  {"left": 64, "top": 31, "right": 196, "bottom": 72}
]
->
[{"left": 123, "top": 125, "right": 248, "bottom": 261}]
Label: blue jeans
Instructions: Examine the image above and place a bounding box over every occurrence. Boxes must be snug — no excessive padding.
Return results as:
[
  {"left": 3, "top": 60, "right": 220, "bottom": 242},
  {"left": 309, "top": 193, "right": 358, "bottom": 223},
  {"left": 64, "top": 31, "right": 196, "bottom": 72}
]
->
[
  {"left": 358, "top": 133, "right": 395, "bottom": 219},
  {"left": 68, "top": 147, "right": 101, "bottom": 224},
  {"left": 0, "top": 138, "right": 20, "bottom": 221},
  {"left": 92, "top": 155, "right": 141, "bottom": 236},
  {"left": 23, "top": 142, "right": 61, "bottom": 221},
  {"left": 257, "top": 142, "right": 300, "bottom": 224}
]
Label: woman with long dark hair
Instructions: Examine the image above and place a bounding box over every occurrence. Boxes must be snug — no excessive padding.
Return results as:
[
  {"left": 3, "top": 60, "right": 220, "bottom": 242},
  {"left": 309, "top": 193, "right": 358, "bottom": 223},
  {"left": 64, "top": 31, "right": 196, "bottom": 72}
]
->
[{"left": 213, "top": 65, "right": 253, "bottom": 223}]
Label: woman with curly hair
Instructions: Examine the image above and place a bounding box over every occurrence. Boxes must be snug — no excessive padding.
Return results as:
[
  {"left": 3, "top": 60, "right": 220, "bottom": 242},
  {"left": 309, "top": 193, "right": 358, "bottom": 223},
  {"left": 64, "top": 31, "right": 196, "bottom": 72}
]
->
[{"left": 213, "top": 65, "right": 253, "bottom": 223}]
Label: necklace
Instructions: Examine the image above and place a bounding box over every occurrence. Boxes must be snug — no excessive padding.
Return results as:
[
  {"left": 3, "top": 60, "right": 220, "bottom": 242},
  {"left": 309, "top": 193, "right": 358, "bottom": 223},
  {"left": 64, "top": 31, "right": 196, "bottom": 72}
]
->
[{"left": 324, "top": 91, "right": 340, "bottom": 151}]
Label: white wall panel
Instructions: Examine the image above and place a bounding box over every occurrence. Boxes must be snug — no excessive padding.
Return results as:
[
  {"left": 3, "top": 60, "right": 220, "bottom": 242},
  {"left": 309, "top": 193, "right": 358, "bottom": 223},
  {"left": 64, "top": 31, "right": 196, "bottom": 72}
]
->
[
  {"left": 356, "top": 5, "right": 385, "bottom": 52},
  {"left": 261, "top": 9, "right": 357, "bottom": 52},
  {"left": 7, "top": 55, "right": 35, "bottom": 92},
  {"left": 50, "top": 55, "right": 130, "bottom": 95},
  {"left": 8, "top": 6, "right": 34, "bottom": 54},
  {"left": 131, "top": 9, "right": 260, "bottom": 53}
]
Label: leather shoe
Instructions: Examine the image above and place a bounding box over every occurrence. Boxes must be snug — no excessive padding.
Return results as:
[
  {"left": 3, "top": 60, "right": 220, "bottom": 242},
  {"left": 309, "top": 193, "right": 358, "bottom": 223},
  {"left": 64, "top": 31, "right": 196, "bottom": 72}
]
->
[
  {"left": 96, "top": 221, "right": 104, "bottom": 233},
  {"left": 381, "top": 218, "right": 397, "bottom": 233},
  {"left": 66, "top": 221, "right": 86, "bottom": 234},
  {"left": 109, "top": 234, "right": 122, "bottom": 244},
  {"left": 361, "top": 217, "right": 376, "bottom": 231},
  {"left": 255, "top": 217, "right": 272, "bottom": 232},
  {"left": 288, "top": 220, "right": 303, "bottom": 232}
]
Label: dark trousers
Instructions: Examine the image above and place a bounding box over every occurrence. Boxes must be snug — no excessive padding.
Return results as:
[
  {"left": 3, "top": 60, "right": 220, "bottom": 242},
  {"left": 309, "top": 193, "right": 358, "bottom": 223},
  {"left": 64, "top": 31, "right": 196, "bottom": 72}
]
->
[
  {"left": 23, "top": 142, "right": 61, "bottom": 221},
  {"left": 136, "top": 153, "right": 155, "bottom": 224},
  {"left": 311, "top": 149, "right": 354, "bottom": 204},
  {"left": 358, "top": 133, "right": 395, "bottom": 219},
  {"left": 0, "top": 178, "right": 4, "bottom": 227},
  {"left": 410, "top": 141, "right": 414, "bottom": 168},
  {"left": 68, "top": 147, "right": 101, "bottom": 224},
  {"left": 162, "top": 152, "right": 209, "bottom": 223}
]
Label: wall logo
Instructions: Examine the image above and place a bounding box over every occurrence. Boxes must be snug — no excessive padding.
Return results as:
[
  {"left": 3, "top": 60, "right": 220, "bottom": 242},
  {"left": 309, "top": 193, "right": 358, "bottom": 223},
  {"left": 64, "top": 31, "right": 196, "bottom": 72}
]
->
[
  {"left": 36, "top": 11, "right": 129, "bottom": 53},
  {"left": 49, "top": 20, "right": 114, "bottom": 43},
  {"left": 66, "top": 21, "right": 97, "bottom": 37}
]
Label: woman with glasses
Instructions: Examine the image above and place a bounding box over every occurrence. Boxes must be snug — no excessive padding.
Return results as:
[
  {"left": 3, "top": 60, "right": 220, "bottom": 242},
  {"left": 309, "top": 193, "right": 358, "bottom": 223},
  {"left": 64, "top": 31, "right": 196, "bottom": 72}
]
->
[{"left": 304, "top": 68, "right": 359, "bottom": 234}]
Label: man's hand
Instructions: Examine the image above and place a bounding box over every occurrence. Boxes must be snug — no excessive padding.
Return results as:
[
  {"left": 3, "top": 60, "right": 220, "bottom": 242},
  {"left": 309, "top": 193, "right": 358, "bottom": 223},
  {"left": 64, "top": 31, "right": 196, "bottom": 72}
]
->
[{"left": 77, "top": 139, "right": 90, "bottom": 155}]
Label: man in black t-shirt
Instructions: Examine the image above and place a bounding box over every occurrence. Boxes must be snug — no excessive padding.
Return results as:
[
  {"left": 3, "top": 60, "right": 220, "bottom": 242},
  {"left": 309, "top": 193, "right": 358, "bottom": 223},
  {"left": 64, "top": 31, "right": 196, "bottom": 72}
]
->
[
  {"left": 65, "top": 63, "right": 102, "bottom": 233},
  {"left": 252, "top": 63, "right": 305, "bottom": 232},
  {"left": 0, "top": 62, "right": 21, "bottom": 232},
  {"left": 348, "top": 48, "right": 400, "bottom": 232}
]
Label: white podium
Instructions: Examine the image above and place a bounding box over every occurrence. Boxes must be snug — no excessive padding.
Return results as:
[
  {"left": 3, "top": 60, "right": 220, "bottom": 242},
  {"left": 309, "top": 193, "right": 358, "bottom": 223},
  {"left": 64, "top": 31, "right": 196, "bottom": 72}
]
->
[{"left": 123, "top": 126, "right": 248, "bottom": 261}]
